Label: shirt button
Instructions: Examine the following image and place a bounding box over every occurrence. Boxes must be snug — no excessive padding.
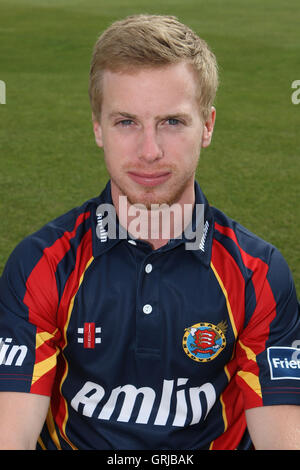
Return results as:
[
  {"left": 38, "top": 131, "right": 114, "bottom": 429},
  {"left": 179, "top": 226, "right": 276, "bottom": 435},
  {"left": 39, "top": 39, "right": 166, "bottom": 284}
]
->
[
  {"left": 145, "top": 263, "right": 153, "bottom": 274},
  {"left": 143, "top": 304, "right": 153, "bottom": 315}
]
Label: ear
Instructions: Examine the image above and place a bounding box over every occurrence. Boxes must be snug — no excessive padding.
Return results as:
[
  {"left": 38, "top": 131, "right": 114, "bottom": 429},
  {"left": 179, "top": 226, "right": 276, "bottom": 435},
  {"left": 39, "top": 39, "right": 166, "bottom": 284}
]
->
[
  {"left": 201, "top": 107, "right": 216, "bottom": 148},
  {"left": 92, "top": 113, "right": 104, "bottom": 148}
]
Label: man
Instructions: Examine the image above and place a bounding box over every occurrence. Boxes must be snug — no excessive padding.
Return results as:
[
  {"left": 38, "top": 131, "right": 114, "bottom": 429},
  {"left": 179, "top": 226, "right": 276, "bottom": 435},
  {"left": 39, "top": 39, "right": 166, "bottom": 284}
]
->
[{"left": 0, "top": 14, "right": 299, "bottom": 450}]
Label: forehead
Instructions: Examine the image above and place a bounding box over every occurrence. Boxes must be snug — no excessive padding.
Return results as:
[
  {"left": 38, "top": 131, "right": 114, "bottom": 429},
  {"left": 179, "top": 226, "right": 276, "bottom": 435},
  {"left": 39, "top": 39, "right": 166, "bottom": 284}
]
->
[{"left": 100, "top": 62, "right": 199, "bottom": 116}]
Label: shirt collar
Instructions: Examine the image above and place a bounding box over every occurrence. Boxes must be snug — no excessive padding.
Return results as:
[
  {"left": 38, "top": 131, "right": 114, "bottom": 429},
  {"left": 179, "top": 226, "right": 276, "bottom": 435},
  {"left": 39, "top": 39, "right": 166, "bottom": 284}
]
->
[{"left": 92, "top": 180, "right": 214, "bottom": 267}]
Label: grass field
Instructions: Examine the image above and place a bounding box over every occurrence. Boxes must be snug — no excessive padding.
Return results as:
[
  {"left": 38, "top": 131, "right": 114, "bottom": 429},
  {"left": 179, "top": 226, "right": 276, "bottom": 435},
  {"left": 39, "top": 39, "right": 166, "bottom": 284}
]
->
[{"left": 0, "top": 0, "right": 299, "bottom": 293}]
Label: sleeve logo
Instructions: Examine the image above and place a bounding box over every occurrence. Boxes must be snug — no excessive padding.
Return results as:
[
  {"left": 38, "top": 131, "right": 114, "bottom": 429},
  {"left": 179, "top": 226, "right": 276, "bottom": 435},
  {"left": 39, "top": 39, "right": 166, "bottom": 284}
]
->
[{"left": 267, "top": 347, "right": 300, "bottom": 380}]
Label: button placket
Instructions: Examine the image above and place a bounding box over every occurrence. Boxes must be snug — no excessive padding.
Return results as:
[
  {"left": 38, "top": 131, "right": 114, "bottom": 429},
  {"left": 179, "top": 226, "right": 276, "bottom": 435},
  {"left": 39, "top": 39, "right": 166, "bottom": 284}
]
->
[{"left": 136, "top": 254, "right": 161, "bottom": 354}]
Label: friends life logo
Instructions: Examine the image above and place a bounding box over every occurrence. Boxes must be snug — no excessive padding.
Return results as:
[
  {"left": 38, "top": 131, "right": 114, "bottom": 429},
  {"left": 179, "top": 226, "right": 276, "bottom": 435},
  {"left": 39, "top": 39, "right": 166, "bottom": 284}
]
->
[
  {"left": 0, "top": 80, "right": 6, "bottom": 104},
  {"left": 291, "top": 80, "right": 300, "bottom": 105},
  {"left": 267, "top": 342, "right": 300, "bottom": 381}
]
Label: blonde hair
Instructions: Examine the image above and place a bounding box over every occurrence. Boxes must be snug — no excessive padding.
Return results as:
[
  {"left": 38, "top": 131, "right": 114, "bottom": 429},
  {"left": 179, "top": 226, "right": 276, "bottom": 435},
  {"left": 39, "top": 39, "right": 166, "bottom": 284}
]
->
[{"left": 89, "top": 14, "right": 218, "bottom": 121}]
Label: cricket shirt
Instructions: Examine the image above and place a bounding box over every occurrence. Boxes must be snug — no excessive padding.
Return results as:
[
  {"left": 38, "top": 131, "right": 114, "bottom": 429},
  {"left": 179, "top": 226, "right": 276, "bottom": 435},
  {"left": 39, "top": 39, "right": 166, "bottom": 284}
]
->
[{"left": 0, "top": 180, "right": 300, "bottom": 450}]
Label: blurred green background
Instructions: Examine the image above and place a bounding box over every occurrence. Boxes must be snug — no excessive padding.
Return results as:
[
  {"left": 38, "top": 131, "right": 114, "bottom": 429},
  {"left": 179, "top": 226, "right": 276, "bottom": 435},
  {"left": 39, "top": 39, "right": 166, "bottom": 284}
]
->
[{"left": 0, "top": 0, "right": 299, "bottom": 292}]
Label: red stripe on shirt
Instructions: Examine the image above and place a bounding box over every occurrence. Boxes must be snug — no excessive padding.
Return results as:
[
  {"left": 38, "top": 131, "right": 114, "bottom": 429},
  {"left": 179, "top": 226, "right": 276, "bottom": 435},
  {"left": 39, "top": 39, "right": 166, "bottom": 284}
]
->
[
  {"left": 50, "top": 228, "right": 94, "bottom": 449},
  {"left": 23, "top": 211, "right": 91, "bottom": 332},
  {"left": 214, "top": 222, "right": 277, "bottom": 409},
  {"left": 214, "top": 222, "right": 276, "bottom": 357},
  {"left": 211, "top": 375, "right": 247, "bottom": 449},
  {"left": 211, "top": 237, "right": 246, "bottom": 335},
  {"left": 23, "top": 211, "right": 90, "bottom": 396}
]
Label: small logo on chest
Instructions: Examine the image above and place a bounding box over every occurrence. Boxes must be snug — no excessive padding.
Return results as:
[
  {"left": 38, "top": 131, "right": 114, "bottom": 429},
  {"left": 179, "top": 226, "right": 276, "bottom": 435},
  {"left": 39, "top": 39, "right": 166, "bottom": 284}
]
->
[
  {"left": 183, "top": 321, "right": 227, "bottom": 362},
  {"left": 77, "top": 323, "right": 101, "bottom": 349}
]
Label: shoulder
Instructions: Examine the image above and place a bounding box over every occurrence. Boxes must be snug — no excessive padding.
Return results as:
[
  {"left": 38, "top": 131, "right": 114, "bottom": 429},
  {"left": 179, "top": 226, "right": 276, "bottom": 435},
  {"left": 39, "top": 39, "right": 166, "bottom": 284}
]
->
[
  {"left": 1, "top": 195, "right": 100, "bottom": 286},
  {"left": 210, "top": 205, "right": 296, "bottom": 306},
  {"left": 209, "top": 207, "right": 299, "bottom": 340},
  {"left": 211, "top": 206, "right": 275, "bottom": 264}
]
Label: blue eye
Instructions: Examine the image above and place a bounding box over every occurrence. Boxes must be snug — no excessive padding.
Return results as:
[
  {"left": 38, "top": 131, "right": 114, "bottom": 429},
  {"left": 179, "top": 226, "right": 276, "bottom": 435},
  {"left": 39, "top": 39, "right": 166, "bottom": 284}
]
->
[
  {"left": 167, "top": 118, "right": 180, "bottom": 126},
  {"left": 119, "top": 119, "right": 134, "bottom": 127}
]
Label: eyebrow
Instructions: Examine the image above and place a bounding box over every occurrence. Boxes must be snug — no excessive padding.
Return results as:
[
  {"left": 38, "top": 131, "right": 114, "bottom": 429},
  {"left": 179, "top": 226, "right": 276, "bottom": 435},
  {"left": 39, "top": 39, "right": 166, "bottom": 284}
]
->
[
  {"left": 108, "top": 111, "right": 137, "bottom": 120},
  {"left": 163, "top": 113, "right": 193, "bottom": 124},
  {"left": 108, "top": 111, "right": 193, "bottom": 123}
]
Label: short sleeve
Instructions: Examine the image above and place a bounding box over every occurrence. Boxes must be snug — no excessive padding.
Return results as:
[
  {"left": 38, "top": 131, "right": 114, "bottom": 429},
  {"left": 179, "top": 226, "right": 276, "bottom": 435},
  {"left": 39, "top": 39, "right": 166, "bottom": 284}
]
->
[
  {"left": 235, "top": 246, "right": 300, "bottom": 409},
  {"left": 0, "top": 235, "right": 60, "bottom": 396}
]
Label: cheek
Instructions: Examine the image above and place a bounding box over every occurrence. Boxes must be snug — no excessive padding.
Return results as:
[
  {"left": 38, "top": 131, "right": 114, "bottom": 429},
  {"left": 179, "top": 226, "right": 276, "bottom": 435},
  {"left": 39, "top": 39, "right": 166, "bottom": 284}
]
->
[
  {"left": 164, "top": 133, "right": 201, "bottom": 163},
  {"left": 104, "top": 132, "right": 138, "bottom": 160}
]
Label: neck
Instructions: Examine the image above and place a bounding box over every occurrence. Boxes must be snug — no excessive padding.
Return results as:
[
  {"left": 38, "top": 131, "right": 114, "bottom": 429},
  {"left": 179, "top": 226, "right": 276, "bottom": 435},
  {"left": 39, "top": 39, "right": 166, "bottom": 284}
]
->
[{"left": 111, "top": 182, "right": 195, "bottom": 250}]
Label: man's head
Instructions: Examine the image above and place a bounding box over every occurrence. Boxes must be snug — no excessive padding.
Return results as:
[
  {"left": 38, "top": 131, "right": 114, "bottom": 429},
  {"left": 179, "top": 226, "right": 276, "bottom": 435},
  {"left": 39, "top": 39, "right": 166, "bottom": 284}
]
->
[
  {"left": 90, "top": 15, "right": 217, "bottom": 211},
  {"left": 89, "top": 14, "right": 218, "bottom": 123}
]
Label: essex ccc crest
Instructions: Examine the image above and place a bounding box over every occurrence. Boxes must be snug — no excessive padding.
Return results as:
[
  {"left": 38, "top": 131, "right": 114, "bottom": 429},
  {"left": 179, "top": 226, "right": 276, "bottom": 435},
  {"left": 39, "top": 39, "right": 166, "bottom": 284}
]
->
[{"left": 183, "top": 321, "right": 227, "bottom": 362}]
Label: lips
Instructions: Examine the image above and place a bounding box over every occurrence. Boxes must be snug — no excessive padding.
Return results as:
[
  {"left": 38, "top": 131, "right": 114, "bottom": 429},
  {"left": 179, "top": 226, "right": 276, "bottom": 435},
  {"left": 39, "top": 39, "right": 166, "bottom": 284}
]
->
[{"left": 128, "top": 171, "right": 171, "bottom": 187}]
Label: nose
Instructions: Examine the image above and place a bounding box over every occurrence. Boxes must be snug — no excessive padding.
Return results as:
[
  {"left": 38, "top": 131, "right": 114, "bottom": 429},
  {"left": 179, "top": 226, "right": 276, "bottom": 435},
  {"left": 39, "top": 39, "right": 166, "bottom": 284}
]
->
[{"left": 138, "top": 126, "right": 163, "bottom": 163}]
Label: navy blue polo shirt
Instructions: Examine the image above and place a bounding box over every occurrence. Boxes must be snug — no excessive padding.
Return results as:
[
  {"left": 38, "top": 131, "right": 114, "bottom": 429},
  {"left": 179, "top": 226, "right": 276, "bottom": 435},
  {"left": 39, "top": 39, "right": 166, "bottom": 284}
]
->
[{"left": 0, "top": 180, "right": 299, "bottom": 450}]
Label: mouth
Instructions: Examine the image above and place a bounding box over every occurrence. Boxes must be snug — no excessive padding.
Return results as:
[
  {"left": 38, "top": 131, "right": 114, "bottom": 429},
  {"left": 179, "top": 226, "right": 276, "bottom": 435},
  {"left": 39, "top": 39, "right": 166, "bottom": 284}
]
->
[{"left": 127, "top": 171, "right": 171, "bottom": 187}]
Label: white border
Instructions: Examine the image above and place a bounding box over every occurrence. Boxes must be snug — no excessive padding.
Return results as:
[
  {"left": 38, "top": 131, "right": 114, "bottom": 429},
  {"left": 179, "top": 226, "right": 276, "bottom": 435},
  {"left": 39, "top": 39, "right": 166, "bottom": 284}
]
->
[{"left": 267, "top": 346, "right": 300, "bottom": 380}]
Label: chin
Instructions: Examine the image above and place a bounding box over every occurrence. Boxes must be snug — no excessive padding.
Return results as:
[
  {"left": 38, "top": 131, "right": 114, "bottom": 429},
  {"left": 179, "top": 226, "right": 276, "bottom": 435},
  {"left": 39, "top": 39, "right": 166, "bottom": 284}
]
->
[
  {"left": 128, "top": 192, "right": 178, "bottom": 209},
  {"left": 112, "top": 176, "right": 191, "bottom": 209}
]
